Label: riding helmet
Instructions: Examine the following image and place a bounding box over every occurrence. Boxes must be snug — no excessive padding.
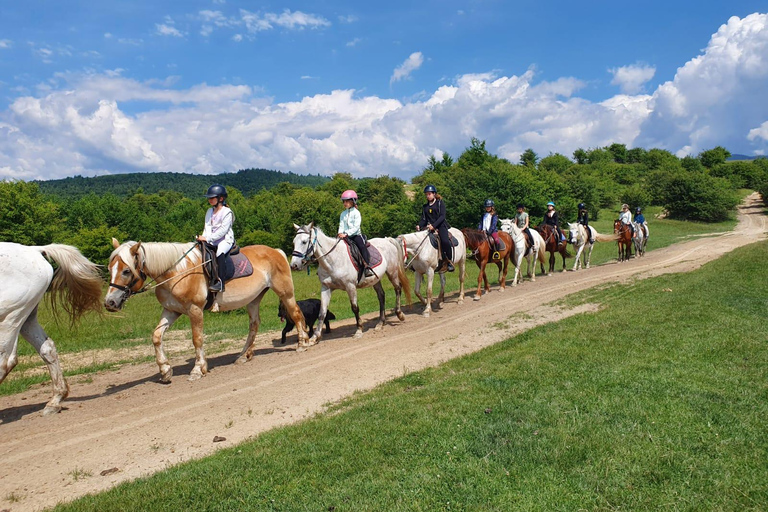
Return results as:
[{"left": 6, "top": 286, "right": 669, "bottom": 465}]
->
[
  {"left": 578, "top": 202, "right": 586, "bottom": 210},
  {"left": 424, "top": 185, "right": 437, "bottom": 194},
  {"left": 636, "top": 207, "right": 642, "bottom": 213},
  {"left": 516, "top": 203, "right": 525, "bottom": 209},
  {"left": 341, "top": 189, "right": 358, "bottom": 201},
  {"left": 205, "top": 184, "right": 228, "bottom": 198},
  {"left": 484, "top": 199, "right": 495, "bottom": 208},
  {"left": 547, "top": 201, "right": 555, "bottom": 207}
]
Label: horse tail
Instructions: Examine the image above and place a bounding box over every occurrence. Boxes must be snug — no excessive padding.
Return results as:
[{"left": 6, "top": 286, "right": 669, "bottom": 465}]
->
[
  {"left": 390, "top": 238, "right": 412, "bottom": 306},
  {"left": 593, "top": 231, "right": 617, "bottom": 242},
  {"left": 35, "top": 244, "right": 104, "bottom": 326}
]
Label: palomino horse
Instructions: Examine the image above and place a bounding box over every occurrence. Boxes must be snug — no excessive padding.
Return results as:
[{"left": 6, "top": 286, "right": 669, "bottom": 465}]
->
[
  {"left": 0, "top": 243, "right": 102, "bottom": 415},
  {"left": 461, "top": 228, "right": 514, "bottom": 301},
  {"left": 567, "top": 222, "right": 617, "bottom": 271},
  {"left": 105, "top": 239, "right": 309, "bottom": 382},
  {"left": 290, "top": 224, "right": 411, "bottom": 343},
  {"left": 536, "top": 224, "right": 571, "bottom": 273},
  {"left": 633, "top": 222, "right": 648, "bottom": 257},
  {"left": 613, "top": 220, "right": 633, "bottom": 262},
  {"left": 499, "top": 219, "right": 546, "bottom": 282},
  {"left": 397, "top": 228, "right": 466, "bottom": 317}
]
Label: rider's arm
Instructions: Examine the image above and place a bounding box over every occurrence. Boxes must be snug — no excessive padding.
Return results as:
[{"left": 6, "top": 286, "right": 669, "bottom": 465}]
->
[
  {"left": 431, "top": 200, "right": 446, "bottom": 228},
  {"left": 207, "top": 209, "right": 234, "bottom": 243}
]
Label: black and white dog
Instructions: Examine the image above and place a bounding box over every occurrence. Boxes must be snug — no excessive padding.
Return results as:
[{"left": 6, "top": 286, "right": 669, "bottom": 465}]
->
[{"left": 278, "top": 298, "right": 335, "bottom": 344}]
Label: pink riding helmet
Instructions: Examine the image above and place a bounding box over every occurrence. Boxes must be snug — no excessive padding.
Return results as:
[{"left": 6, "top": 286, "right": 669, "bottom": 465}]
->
[{"left": 341, "top": 190, "right": 358, "bottom": 201}]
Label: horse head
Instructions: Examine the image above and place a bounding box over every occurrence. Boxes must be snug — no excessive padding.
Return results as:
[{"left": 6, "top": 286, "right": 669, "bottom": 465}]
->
[
  {"left": 290, "top": 223, "right": 315, "bottom": 271},
  {"left": 568, "top": 222, "right": 580, "bottom": 243},
  {"left": 105, "top": 238, "right": 148, "bottom": 312}
]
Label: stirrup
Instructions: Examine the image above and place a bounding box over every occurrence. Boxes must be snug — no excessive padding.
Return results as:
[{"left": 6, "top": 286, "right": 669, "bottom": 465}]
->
[
  {"left": 209, "top": 279, "right": 223, "bottom": 292},
  {"left": 364, "top": 267, "right": 375, "bottom": 277},
  {"left": 492, "top": 251, "right": 500, "bottom": 260}
]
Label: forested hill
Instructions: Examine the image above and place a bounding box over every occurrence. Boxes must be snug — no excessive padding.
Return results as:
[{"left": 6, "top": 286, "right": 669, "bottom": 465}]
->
[{"left": 35, "top": 168, "right": 330, "bottom": 199}]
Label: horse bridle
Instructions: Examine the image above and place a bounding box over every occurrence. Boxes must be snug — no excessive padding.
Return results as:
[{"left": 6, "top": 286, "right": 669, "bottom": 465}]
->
[
  {"left": 108, "top": 247, "right": 148, "bottom": 299},
  {"left": 291, "top": 227, "right": 341, "bottom": 264}
]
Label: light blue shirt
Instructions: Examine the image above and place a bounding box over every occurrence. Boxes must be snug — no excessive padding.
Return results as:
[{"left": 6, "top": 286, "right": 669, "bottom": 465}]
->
[{"left": 338, "top": 207, "right": 362, "bottom": 236}]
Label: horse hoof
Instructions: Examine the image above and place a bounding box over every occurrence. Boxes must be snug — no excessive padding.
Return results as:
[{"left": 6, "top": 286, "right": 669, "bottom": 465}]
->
[
  {"left": 308, "top": 336, "right": 318, "bottom": 345},
  {"left": 235, "top": 356, "right": 249, "bottom": 365},
  {"left": 188, "top": 370, "right": 203, "bottom": 382},
  {"left": 397, "top": 311, "right": 406, "bottom": 321},
  {"left": 42, "top": 404, "right": 62, "bottom": 416},
  {"left": 354, "top": 330, "right": 364, "bottom": 338},
  {"left": 296, "top": 345, "right": 307, "bottom": 353},
  {"left": 422, "top": 310, "right": 430, "bottom": 318},
  {"left": 473, "top": 296, "right": 481, "bottom": 301},
  {"left": 457, "top": 299, "right": 464, "bottom": 305}
]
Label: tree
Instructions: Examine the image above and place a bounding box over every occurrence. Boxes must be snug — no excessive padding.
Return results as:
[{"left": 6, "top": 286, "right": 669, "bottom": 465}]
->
[
  {"left": 608, "top": 143, "right": 628, "bottom": 164},
  {"left": 699, "top": 146, "right": 731, "bottom": 169},
  {"left": 0, "top": 181, "right": 64, "bottom": 245},
  {"left": 626, "top": 147, "right": 647, "bottom": 164},
  {"left": 538, "top": 153, "right": 573, "bottom": 174},
  {"left": 457, "top": 138, "right": 491, "bottom": 168},
  {"left": 520, "top": 148, "right": 538, "bottom": 167},
  {"left": 573, "top": 148, "right": 588, "bottom": 165}
]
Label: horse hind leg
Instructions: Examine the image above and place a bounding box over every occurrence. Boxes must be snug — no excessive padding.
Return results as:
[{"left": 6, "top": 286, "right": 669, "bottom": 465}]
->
[
  {"left": 373, "top": 281, "right": 387, "bottom": 331},
  {"left": 236, "top": 289, "right": 268, "bottom": 363},
  {"left": 20, "top": 310, "right": 69, "bottom": 415}
]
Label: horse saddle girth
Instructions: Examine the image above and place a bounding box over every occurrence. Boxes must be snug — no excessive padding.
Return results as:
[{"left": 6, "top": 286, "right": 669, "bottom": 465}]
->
[{"left": 428, "top": 232, "right": 460, "bottom": 249}]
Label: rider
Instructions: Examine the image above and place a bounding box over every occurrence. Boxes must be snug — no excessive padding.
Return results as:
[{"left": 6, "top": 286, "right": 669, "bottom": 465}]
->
[
  {"left": 577, "top": 202, "right": 595, "bottom": 244},
  {"left": 619, "top": 203, "right": 635, "bottom": 238},
  {"left": 417, "top": 185, "right": 454, "bottom": 273},
  {"left": 635, "top": 207, "right": 648, "bottom": 239},
  {"left": 478, "top": 199, "right": 501, "bottom": 260},
  {"left": 543, "top": 201, "right": 565, "bottom": 243},
  {"left": 196, "top": 184, "right": 235, "bottom": 293},
  {"left": 515, "top": 203, "right": 533, "bottom": 247},
  {"left": 338, "top": 190, "right": 374, "bottom": 278}
]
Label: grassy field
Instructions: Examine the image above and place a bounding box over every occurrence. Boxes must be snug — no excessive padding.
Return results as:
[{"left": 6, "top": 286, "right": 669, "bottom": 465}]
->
[
  {"left": 1, "top": 204, "right": 741, "bottom": 396},
  {"left": 51, "top": 239, "right": 768, "bottom": 511}
]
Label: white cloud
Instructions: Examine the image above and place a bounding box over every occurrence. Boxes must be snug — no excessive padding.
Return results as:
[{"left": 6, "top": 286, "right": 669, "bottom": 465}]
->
[
  {"left": 346, "top": 37, "right": 362, "bottom": 47},
  {"left": 338, "top": 15, "right": 358, "bottom": 23},
  {"left": 103, "top": 33, "right": 112, "bottom": 39},
  {"left": 0, "top": 39, "right": 11, "bottom": 49},
  {"left": 1, "top": 13, "right": 767, "bottom": 181},
  {"left": 240, "top": 9, "right": 330, "bottom": 33},
  {"left": 609, "top": 63, "right": 656, "bottom": 94},
  {"left": 390, "top": 52, "right": 424, "bottom": 85},
  {"left": 118, "top": 38, "right": 143, "bottom": 46},
  {"left": 156, "top": 18, "right": 184, "bottom": 38}
]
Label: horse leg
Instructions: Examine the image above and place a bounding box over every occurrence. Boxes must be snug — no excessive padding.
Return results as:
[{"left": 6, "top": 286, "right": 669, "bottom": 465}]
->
[
  {"left": 20, "top": 308, "right": 68, "bottom": 415},
  {"left": 188, "top": 305, "right": 207, "bottom": 381},
  {"left": 346, "top": 285, "right": 364, "bottom": 338},
  {"left": 549, "top": 250, "right": 556, "bottom": 273},
  {"left": 586, "top": 244, "right": 593, "bottom": 269},
  {"left": 236, "top": 289, "right": 269, "bottom": 363},
  {"left": 457, "top": 257, "right": 466, "bottom": 304},
  {"left": 473, "top": 260, "right": 484, "bottom": 300},
  {"left": 373, "top": 281, "right": 387, "bottom": 332},
  {"left": 499, "top": 258, "right": 509, "bottom": 292},
  {"left": 271, "top": 266, "right": 311, "bottom": 349},
  {"left": 414, "top": 271, "right": 426, "bottom": 306},
  {"left": 437, "top": 270, "right": 446, "bottom": 305},
  {"left": 423, "top": 268, "right": 434, "bottom": 317},
  {"left": 151, "top": 308, "right": 181, "bottom": 383},
  {"left": 310, "top": 285, "right": 332, "bottom": 344}
]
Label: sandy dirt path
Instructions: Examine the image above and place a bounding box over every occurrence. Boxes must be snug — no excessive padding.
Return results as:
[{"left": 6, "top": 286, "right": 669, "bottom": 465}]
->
[{"left": 1, "top": 194, "right": 765, "bottom": 511}]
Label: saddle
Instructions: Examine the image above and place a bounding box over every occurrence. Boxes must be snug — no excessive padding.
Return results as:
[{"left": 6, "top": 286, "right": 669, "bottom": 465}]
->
[
  {"left": 427, "top": 231, "right": 460, "bottom": 249},
  {"left": 344, "top": 238, "right": 383, "bottom": 283},
  {"left": 199, "top": 242, "right": 254, "bottom": 310}
]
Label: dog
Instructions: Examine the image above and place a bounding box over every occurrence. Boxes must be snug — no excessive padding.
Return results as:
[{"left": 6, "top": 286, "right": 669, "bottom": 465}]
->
[{"left": 278, "top": 298, "right": 335, "bottom": 344}]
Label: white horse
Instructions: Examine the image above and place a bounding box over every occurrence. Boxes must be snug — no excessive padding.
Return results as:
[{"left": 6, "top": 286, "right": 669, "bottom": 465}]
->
[
  {"left": 567, "top": 222, "right": 616, "bottom": 270},
  {"left": 397, "top": 228, "right": 466, "bottom": 317},
  {"left": 290, "top": 223, "right": 411, "bottom": 344},
  {"left": 499, "top": 219, "right": 547, "bottom": 281},
  {"left": 633, "top": 221, "right": 648, "bottom": 257},
  {"left": 0, "top": 243, "right": 102, "bottom": 415}
]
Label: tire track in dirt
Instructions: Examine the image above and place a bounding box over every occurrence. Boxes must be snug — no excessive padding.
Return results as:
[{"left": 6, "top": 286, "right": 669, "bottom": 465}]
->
[{"left": 0, "top": 194, "right": 764, "bottom": 512}]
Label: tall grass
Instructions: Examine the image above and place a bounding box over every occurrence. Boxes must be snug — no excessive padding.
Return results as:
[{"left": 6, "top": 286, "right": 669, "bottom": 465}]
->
[{"left": 54, "top": 241, "right": 768, "bottom": 511}]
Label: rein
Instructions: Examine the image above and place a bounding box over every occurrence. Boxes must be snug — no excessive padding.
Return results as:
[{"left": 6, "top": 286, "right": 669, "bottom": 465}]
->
[
  {"left": 403, "top": 232, "right": 431, "bottom": 270},
  {"left": 291, "top": 227, "right": 342, "bottom": 264}
]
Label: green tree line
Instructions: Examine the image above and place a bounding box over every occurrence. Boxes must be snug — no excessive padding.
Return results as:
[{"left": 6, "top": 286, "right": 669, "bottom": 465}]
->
[{"left": 3, "top": 141, "right": 766, "bottom": 266}]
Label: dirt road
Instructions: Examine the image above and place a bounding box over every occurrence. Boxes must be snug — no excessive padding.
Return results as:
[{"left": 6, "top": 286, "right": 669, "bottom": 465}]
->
[{"left": 1, "top": 194, "right": 765, "bottom": 511}]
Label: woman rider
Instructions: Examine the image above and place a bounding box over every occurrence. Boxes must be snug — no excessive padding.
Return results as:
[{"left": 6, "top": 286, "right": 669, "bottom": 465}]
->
[
  {"left": 515, "top": 203, "right": 533, "bottom": 246},
  {"left": 417, "top": 185, "right": 454, "bottom": 272},
  {"left": 478, "top": 199, "right": 501, "bottom": 260},
  {"left": 338, "top": 189, "right": 374, "bottom": 278},
  {"left": 543, "top": 201, "right": 565, "bottom": 243},
  {"left": 577, "top": 202, "right": 595, "bottom": 244},
  {"left": 635, "top": 207, "right": 648, "bottom": 239},
  {"left": 196, "top": 184, "right": 235, "bottom": 292},
  {"left": 619, "top": 203, "right": 635, "bottom": 238}
]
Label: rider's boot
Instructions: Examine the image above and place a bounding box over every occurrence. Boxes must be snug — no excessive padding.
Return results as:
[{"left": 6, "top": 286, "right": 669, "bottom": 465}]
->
[{"left": 364, "top": 265, "right": 375, "bottom": 277}]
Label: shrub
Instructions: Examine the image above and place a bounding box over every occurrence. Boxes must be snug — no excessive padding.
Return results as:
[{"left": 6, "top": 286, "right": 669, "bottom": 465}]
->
[{"left": 664, "top": 172, "right": 739, "bottom": 222}]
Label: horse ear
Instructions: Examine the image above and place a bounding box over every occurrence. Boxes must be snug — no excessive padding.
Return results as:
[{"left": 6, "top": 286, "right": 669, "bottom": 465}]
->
[
  {"left": 293, "top": 223, "right": 300, "bottom": 231},
  {"left": 112, "top": 237, "right": 121, "bottom": 249},
  {"left": 308, "top": 221, "right": 314, "bottom": 231},
  {"left": 130, "top": 241, "right": 142, "bottom": 256}
]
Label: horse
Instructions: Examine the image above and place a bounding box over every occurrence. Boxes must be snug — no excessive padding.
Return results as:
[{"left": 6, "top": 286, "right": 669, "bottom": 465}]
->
[
  {"left": 633, "top": 222, "right": 648, "bottom": 257},
  {"left": 499, "top": 219, "right": 547, "bottom": 280},
  {"left": 0, "top": 243, "right": 103, "bottom": 415},
  {"left": 105, "top": 239, "right": 310, "bottom": 382},
  {"left": 289, "top": 223, "right": 411, "bottom": 343},
  {"left": 461, "top": 228, "right": 513, "bottom": 301},
  {"left": 397, "top": 228, "right": 466, "bottom": 317},
  {"left": 613, "top": 220, "right": 633, "bottom": 262},
  {"left": 536, "top": 224, "right": 571, "bottom": 273},
  {"left": 567, "top": 222, "right": 617, "bottom": 271}
]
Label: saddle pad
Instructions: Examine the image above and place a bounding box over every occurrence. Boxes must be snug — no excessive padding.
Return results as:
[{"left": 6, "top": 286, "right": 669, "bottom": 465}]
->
[
  {"left": 346, "top": 242, "right": 383, "bottom": 272},
  {"left": 428, "top": 232, "right": 460, "bottom": 249},
  {"left": 228, "top": 252, "right": 253, "bottom": 281}
]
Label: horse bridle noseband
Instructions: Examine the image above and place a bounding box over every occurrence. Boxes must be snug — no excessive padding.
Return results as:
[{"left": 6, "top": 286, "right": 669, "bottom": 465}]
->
[{"left": 291, "top": 227, "right": 341, "bottom": 263}]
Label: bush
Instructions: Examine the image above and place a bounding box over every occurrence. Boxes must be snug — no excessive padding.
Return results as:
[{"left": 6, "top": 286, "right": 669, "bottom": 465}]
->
[
  {"left": 620, "top": 184, "right": 652, "bottom": 213},
  {"left": 664, "top": 173, "right": 739, "bottom": 222}
]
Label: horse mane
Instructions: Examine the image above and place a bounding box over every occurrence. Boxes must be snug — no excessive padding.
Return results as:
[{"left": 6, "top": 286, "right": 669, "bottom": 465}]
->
[
  {"left": 461, "top": 228, "right": 487, "bottom": 247},
  {"left": 111, "top": 242, "right": 199, "bottom": 276}
]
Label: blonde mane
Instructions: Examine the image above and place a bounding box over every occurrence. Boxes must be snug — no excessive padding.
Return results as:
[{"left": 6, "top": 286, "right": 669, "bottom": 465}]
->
[{"left": 110, "top": 242, "right": 199, "bottom": 277}]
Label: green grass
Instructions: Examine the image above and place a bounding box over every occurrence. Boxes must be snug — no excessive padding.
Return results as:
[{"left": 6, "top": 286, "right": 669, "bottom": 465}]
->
[
  {"left": 53, "top": 241, "right": 768, "bottom": 511},
  {"left": 2, "top": 207, "right": 740, "bottom": 397}
]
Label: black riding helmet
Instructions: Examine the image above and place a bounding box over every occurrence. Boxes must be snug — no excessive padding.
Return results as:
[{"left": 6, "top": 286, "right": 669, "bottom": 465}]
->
[
  {"left": 423, "top": 184, "right": 437, "bottom": 194},
  {"left": 578, "top": 202, "right": 586, "bottom": 210},
  {"left": 205, "top": 184, "right": 228, "bottom": 199},
  {"left": 484, "top": 199, "right": 495, "bottom": 208}
]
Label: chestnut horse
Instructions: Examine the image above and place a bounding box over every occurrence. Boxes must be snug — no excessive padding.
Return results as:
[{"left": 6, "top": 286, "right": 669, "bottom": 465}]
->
[
  {"left": 536, "top": 224, "right": 571, "bottom": 273},
  {"left": 461, "top": 228, "right": 513, "bottom": 301},
  {"left": 613, "top": 220, "right": 633, "bottom": 261},
  {"left": 105, "top": 239, "right": 310, "bottom": 383}
]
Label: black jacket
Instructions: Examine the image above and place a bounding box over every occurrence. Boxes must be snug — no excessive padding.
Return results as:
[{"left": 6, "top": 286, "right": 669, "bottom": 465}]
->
[
  {"left": 577, "top": 210, "right": 589, "bottom": 226},
  {"left": 543, "top": 210, "right": 559, "bottom": 227},
  {"left": 418, "top": 199, "right": 448, "bottom": 230}
]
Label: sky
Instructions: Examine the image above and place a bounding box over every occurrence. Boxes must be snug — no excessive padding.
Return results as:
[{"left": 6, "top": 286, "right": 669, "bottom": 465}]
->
[{"left": 1, "top": 1, "right": 767, "bottom": 181}]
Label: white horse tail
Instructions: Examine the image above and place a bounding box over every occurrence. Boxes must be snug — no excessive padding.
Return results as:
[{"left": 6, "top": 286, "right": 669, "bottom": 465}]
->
[
  {"left": 389, "top": 237, "right": 412, "bottom": 306},
  {"left": 592, "top": 229, "right": 617, "bottom": 242},
  {"left": 35, "top": 244, "right": 104, "bottom": 325}
]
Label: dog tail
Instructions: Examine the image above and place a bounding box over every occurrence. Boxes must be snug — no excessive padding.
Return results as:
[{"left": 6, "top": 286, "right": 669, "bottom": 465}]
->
[{"left": 327, "top": 310, "right": 336, "bottom": 321}]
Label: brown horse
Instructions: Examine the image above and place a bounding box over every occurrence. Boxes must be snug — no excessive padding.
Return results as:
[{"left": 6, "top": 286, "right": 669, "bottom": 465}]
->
[
  {"left": 461, "top": 229, "right": 513, "bottom": 301},
  {"left": 613, "top": 220, "right": 633, "bottom": 261},
  {"left": 535, "top": 224, "right": 571, "bottom": 273},
  {"left": 104, "top": 239, "right": 310, "bottom": 383}
]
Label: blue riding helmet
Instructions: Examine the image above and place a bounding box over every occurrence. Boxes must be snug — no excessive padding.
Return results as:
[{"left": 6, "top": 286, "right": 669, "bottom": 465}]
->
[
  {"left": 484, "top": 199, "right": 495, "bottom": 208},
  {"left": 546, "top": 201, "right": 555, "bottom": 207},
  {"left": 423, "top": 185, "right": 437, "bottom": 194}
]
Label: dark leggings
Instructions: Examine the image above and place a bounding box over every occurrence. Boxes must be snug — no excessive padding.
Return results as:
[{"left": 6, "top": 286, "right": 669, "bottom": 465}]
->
[
  {"left": 348, "top": 234, "right": 370, "bottom": 265},
  {"left": 436, "top": 225, "right": 452, "bottom": 261}
]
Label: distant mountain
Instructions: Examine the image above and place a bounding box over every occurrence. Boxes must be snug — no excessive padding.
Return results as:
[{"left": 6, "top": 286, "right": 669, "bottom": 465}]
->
[
  {"left": 36, "top": 168, "right": 330, "bottom": 200},
  {"left": 728, "top": 154, "right": 762, "bottom": 161}
]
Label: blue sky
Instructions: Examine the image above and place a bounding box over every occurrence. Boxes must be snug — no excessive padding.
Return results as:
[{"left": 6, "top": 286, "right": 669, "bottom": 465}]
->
[{"left": 1, "top": 1, "right": 767, "bottom": 180}]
